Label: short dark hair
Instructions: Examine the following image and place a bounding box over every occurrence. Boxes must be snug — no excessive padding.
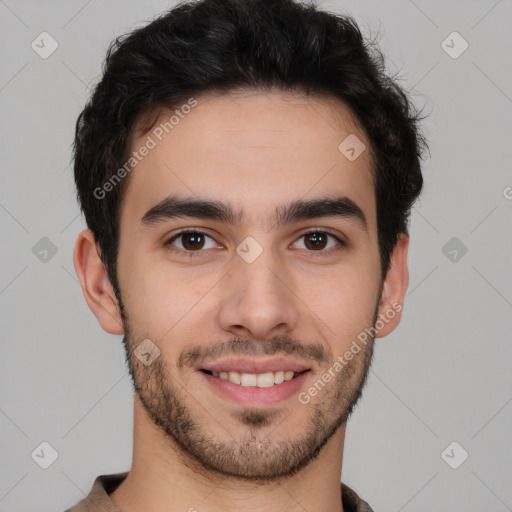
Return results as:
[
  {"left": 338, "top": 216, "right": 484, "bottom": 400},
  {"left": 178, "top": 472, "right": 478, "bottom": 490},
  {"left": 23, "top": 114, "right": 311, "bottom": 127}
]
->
[{"left": 73, "top": 0, "right": 427, "bottom": 298}]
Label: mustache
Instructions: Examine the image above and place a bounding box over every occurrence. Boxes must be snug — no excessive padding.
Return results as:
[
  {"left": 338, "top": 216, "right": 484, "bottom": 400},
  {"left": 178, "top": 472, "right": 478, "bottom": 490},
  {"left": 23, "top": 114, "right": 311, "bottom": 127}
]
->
[{"left": 177, "top": 335, "right": 330, "bottom": 369}]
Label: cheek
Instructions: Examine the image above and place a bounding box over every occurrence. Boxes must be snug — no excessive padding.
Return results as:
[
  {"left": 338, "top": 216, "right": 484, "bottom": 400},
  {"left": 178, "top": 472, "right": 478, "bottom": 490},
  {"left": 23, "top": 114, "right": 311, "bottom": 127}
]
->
[
  {"left": 300, "top": 265, "right": 379, "bottom": 342},
  {"left": 119, "top": 257, "right": 214, "bottom": 339}
]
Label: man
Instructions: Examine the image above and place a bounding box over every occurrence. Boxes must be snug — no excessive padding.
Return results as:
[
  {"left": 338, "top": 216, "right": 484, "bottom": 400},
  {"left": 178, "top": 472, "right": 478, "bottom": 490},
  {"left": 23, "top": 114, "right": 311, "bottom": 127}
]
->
[{"left": 67, "top": 0, "right": 426, "bottom": 510}]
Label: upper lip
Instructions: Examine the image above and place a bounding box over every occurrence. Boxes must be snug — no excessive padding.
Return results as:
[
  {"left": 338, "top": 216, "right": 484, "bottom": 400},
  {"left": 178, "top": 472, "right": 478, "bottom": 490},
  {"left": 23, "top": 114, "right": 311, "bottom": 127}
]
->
[{"left": 198, "top": 357, "right": 311, "bottom": 374}]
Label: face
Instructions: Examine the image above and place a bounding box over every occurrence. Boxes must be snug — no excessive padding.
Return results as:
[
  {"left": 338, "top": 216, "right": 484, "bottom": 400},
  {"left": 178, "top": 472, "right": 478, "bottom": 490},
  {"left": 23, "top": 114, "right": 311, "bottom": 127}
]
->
[{"left": 109, "top": 90, "right": 388, "bottom": 480}]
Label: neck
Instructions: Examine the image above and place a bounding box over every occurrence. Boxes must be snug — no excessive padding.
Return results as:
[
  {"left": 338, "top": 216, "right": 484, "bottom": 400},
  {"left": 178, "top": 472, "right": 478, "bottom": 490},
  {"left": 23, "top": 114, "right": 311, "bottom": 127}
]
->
[{"left": 109, "top": 397, "right": 347, "bottom": 512}]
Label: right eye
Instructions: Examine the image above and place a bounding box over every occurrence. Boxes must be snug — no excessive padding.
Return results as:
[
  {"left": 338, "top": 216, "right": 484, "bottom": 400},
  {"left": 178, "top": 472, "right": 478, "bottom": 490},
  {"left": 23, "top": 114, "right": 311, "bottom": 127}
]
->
[{"left": 164, "top": 230, "right": 220, "bottom": 257}]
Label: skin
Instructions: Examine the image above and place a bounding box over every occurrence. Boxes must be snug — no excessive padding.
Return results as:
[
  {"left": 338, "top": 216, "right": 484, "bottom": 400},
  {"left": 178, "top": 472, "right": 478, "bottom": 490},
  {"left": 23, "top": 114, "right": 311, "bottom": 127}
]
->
[{"left": 74, "top": 90, "right": 409, "bottom": 512}]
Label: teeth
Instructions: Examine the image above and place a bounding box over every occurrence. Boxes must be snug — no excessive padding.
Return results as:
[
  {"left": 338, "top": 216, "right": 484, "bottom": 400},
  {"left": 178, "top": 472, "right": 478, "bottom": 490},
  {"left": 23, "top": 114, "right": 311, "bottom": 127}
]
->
[
  {"left": 210, "top": 370, "right": 298, "bottom": 387},
  {"left": 241, "top": 373, "right": 257, "bottom": 386},
  {"left": 228, "top": 372, "right": 241, "bottom": 385},
  {"left": 256, "top": 372, "right": 274, "bottom": 388}
]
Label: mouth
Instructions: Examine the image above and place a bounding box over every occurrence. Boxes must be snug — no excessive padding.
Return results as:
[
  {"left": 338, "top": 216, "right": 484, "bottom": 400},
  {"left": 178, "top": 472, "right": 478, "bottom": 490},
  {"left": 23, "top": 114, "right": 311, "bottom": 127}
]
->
[
  {"left": 196, "top": 358, "right": 313, "bottom": 406},
  {"left": 200, "top": 368, "right": 310, "bottom": 387}
]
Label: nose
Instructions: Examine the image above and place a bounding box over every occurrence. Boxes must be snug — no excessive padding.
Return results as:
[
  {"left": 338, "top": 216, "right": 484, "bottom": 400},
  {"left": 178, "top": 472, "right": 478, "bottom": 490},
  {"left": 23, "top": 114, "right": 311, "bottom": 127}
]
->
[{"left": 216, "top": 249, "right": 300, "bottom": 341}]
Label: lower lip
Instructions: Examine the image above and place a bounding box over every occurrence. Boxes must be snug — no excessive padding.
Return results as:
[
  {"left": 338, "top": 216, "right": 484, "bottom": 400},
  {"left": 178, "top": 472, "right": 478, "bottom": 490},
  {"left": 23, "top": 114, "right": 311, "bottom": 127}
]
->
[{"left": 199, "top": 370, "right": 311, "bottom": 406}]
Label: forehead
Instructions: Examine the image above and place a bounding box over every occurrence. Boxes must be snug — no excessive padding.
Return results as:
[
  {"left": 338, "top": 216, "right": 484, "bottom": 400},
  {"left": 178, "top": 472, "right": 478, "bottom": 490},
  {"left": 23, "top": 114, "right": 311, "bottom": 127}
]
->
[{"left": 120, "top": 90, "right": 376, "bottom": 232}]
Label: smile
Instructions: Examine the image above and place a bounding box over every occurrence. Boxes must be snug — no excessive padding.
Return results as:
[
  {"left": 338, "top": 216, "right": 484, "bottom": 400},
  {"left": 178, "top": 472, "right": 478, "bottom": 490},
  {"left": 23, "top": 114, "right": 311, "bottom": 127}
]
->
[{"left": 201, "top": 369, "right": 308, "bottom": 387}]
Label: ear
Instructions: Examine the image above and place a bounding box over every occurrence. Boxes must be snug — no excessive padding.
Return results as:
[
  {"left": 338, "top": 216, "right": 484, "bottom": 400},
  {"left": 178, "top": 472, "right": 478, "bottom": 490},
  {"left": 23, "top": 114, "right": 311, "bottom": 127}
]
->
[
  {"left": 375, "top": 233, "right": 409, "bottom": 338},
  {"left": 73, "top": 229, "right": 124, "bottom": 335}
]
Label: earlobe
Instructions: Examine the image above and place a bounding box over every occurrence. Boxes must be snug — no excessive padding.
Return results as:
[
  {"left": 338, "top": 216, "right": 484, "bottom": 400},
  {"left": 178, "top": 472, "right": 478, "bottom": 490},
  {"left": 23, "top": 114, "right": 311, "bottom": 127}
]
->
[
  {"left": 73, "top": 229, "right": 124, "bottom": 335},
  {"left": 375, "top": 233, "right": 409, "bottom": 338}
]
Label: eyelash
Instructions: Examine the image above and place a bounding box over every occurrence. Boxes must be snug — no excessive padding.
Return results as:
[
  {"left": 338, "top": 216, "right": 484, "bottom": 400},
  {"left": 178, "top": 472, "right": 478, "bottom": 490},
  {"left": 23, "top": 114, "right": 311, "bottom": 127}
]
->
[{"left": 164, "top": 228, "right": 346, "bottom": 258}]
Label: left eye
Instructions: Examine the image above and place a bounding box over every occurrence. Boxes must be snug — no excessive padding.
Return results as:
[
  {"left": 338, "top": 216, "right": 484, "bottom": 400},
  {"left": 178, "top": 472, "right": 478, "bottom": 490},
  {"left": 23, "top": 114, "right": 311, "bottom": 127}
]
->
[
  {"left": 293, "top": 231, "right": 343, "bottom": 252},
  {"left": 165, "top": 230, "right": 344, "bottom": 256}
]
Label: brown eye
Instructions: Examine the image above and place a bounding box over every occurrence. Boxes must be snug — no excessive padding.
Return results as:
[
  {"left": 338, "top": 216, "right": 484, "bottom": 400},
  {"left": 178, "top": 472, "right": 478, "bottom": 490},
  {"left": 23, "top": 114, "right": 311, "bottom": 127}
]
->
[
  {"left": 303, "top": 232, "right": 328, "bottom": 250},
  {"left": 165, "top": 230, "right": 218, "bottom": 256},
  {"left": 180, "top": 232, "right": 206, "bottom": 250},
  {"left": 293, "top": 230, "right": 345, "bottom": 255}
]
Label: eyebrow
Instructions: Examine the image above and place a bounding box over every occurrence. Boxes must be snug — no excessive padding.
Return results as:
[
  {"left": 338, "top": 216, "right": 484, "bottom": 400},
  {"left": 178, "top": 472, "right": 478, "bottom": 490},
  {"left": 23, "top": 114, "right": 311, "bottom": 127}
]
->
[{"left": 140, "top": 194, "right": 368, "bottom": 232}]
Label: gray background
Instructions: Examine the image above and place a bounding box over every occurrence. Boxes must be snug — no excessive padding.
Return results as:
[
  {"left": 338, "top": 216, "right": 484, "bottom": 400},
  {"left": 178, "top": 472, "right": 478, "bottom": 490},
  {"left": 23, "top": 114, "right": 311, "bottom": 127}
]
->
[{"left": 0, "top": 0, "right": 511, "bottom": 510}]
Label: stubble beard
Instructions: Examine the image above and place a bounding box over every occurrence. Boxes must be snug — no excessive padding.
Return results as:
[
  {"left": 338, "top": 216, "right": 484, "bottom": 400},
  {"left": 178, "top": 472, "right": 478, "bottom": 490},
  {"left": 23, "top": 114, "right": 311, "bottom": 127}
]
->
[{"left": 118, "top": 298, "right": 378, "bottom": 482}]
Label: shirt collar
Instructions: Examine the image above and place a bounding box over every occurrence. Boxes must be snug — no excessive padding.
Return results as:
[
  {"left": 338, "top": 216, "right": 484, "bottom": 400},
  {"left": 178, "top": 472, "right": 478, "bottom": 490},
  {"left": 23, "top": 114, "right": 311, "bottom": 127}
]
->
[{"left": 65, "top": 472, "right": 374, "bottom": 512}]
